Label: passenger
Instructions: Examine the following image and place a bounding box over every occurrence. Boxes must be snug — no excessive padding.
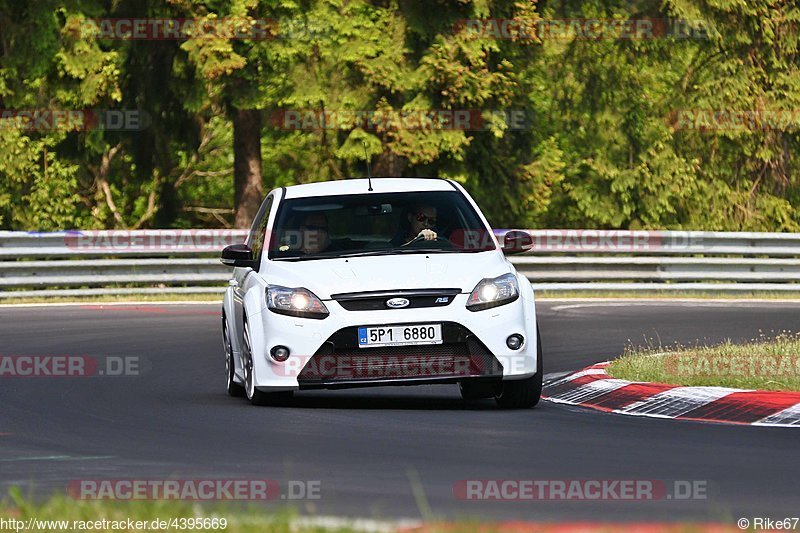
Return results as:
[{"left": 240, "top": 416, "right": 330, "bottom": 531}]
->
[{"left": 298, "top": 213, "right": 331, "bottom": 254}]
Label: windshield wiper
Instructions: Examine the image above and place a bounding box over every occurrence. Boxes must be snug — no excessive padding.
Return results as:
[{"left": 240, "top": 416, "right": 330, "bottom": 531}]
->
[
  {"left": 329, "top": 249, "right": 399, "bottom": 258},
  {"left": 392, "top": 248, "right": 460, "bottom": 254},
  {"left": 271, "top": 256, "right": 320, "bottom": 262},
  {"left": 273, "top": 247, "right": 480, "bottom": 261},
  {"left": 273, "top": 249, "right": 396, "bottom": 261}
]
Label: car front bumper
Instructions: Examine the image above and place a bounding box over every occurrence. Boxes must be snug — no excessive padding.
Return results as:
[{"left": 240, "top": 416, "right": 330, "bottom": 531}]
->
[{"left": 251, "top": 292, "right": 539, "bottom": 391}]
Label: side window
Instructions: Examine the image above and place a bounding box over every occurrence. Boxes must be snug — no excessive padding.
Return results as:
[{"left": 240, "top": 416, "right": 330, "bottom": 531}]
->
[{"left": 247, "top": 195, "right": 274, "bottom": 264}]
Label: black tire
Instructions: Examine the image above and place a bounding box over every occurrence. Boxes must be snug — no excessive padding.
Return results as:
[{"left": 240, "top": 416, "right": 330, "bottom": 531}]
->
[
  {"left": 459, "top": 380, "right": 499, "bottom": 401},
  {"left": 242, "top": 319, "right": 293, "bottom": 406},
  {"left": 494, "top": 325, "right": 543, "bottom": 409},
  {"left": 223, "top": 314, "right": 245, "bottom": 397}
]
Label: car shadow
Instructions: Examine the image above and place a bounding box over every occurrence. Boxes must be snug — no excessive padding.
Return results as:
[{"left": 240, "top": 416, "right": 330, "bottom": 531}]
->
[
  {"left": 282, "top": 391, "right": 500, "bottom": 410},
  {"left": 194, "top": 387, "right": 547, "bottom": 411}
]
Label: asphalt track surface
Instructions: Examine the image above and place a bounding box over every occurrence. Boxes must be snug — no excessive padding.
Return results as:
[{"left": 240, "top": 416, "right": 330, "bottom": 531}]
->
[{"left": 1, "top": 300, "right": 799, "bottom": 523}]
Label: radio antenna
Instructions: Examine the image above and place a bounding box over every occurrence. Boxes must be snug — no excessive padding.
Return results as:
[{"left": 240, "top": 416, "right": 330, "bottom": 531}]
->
[{"left": 363, "top": 141, "right": 373, "bottom": 191}]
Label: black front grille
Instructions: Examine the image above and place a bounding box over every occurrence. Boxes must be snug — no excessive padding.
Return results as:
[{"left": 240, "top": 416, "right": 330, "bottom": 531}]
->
[
  {"left": 326, "top": 343, "right": 471, "bottom": 358},
  {"left": 331, "top": 288, "right": 461, "bottom": 311},
  {"left": 298, "top": 322, "right": 503, "bottom": 385}
]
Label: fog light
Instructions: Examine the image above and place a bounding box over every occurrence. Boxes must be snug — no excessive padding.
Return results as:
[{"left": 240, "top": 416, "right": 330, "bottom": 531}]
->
[
  {"left": 506, "top": 334, "right": 524, "bottom": 350},
  {"left": 270, "top": 345, "right": 290, "bottom": 362}
]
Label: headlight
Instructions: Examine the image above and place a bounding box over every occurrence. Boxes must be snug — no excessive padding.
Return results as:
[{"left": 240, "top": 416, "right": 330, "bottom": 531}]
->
[
  {"left": 466, "top": 273, "right": 519, "bottom": 311},
  {"left": 267, "top": 285, "right": 329, "bottom": 319}
]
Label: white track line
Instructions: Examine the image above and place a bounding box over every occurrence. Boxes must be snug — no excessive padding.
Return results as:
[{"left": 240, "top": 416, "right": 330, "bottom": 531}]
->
[
  {"left": 0, "top": 301, "right": 220, "bottom": 308},
  {"left": 550, "top": 300, "right": 800, "bottom": 311}
]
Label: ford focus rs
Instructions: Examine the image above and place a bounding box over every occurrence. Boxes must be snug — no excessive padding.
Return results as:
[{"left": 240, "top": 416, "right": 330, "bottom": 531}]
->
[{"left": 220, "top": 178, "right": 542, "bottom": 408}]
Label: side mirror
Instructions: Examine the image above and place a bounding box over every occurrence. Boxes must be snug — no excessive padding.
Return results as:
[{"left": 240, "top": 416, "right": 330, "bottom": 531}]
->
[
  {"left": 221, "top": 244, "right": 257, "bottom": 268},
  {"left": 501, "top": 230, "right": 533, "bottom": 255}
]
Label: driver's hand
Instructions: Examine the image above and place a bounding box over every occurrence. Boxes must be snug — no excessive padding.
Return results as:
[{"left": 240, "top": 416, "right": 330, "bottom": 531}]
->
[{"left": 418, "top": 229, "right": 437, "bottom": 240}]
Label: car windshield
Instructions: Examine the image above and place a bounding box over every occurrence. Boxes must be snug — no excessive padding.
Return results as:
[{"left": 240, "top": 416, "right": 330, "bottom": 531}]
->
[{"left": 268, "top": 190, "right": 497, "bottom": 261}]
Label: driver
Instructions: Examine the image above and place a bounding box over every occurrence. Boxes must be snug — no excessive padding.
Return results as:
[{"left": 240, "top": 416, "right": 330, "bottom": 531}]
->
[{"left": 392, "top": 205, "right": 438, "bottom": 246}]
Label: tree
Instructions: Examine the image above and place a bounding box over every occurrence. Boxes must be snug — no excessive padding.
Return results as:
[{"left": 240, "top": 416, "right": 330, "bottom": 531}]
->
[
  {"left": 1, "top": 0, "right": 797, "bottom": 232},
  {"left": 179, "top": 0, "right": 297, "bottom": 228}
]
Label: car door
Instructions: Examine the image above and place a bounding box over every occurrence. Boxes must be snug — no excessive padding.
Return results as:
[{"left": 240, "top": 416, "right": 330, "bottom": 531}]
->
[{"left": 232, "top": 193, "right": 274, "bottom": 343}]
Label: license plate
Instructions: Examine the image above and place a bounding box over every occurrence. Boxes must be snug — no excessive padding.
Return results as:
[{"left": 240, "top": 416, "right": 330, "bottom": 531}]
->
[{"left": 358, "top": 324, "right": 443, "bottom": 348}]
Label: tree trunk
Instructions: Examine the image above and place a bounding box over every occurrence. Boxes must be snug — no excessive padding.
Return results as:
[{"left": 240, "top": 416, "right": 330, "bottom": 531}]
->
[
  {"left": 233, "top": 109, "right": 263, "bottom": 229},
  {"left": 372, "top": 149, "right": 406, "bottom": 176}
]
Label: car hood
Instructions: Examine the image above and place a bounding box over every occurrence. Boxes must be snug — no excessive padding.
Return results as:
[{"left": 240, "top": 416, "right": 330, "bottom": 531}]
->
[{"left": 264, "top": 251, "right": 512, "bottom": 299}]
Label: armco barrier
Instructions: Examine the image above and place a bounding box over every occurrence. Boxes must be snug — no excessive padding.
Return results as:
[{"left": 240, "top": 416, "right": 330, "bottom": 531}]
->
[{"left": 0, "top": 229, "right": 798, "bottom": 298}]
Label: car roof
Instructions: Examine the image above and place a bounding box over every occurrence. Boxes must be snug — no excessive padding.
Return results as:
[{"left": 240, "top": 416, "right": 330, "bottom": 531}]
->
[{"left": 281, "top": 178, "right": 456, "bottom": 199}]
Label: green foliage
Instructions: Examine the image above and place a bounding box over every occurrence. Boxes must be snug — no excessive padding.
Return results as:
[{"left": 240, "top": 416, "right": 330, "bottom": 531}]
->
[{"left": 0, "top": 0, "right": 798, "bottom": 230}]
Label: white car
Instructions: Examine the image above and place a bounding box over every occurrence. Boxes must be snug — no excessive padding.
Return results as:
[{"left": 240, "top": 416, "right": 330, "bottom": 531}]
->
[{"left": 220, "top": 178, "right": 542, "bottom": 408}]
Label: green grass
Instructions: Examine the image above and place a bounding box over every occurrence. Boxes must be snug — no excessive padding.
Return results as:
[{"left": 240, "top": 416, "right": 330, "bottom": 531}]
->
[
  {"left": 0, "top": 488, "right": 744, "bottom": 532},
  {"left": 0, "top": 489, "right": 542, "bottom": 533},
  {"left": 608, "top": 333, "right": 800, "bottom": 391},
  {"left": 1, "top": 488, "right": 354, "bottom": 533}
]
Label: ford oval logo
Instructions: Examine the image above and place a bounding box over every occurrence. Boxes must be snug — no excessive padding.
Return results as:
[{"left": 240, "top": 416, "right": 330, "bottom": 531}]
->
[{"left": 386, "top": 297, "right": 410, "bottom": 309}]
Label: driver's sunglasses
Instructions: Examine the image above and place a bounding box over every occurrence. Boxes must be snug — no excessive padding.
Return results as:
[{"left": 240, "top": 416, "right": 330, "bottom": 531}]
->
[
  {"left": 301, "top": 224, "right": 328, "bottom": 231},
  {"left": 415, "top": 213, "right": 437, "bottom": 225}
]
